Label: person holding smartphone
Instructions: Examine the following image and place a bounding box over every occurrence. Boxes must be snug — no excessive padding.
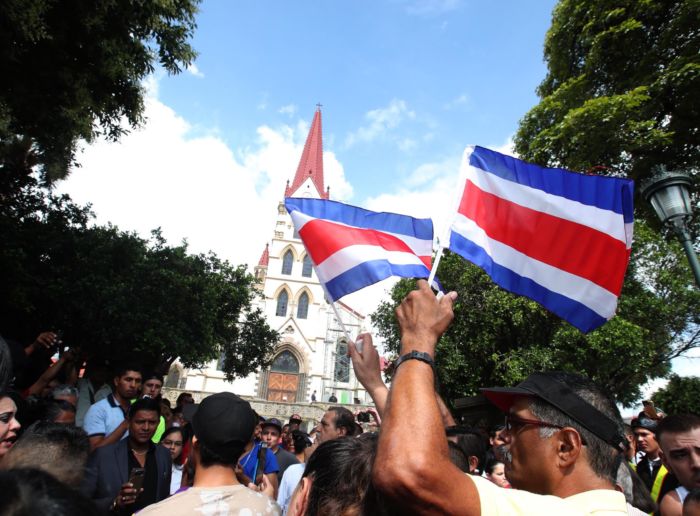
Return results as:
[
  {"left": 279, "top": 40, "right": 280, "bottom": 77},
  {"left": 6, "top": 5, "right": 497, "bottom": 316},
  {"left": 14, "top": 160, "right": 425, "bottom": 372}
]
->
[{"left": 81, "top": 397, "right": 172, "bottom": 513}]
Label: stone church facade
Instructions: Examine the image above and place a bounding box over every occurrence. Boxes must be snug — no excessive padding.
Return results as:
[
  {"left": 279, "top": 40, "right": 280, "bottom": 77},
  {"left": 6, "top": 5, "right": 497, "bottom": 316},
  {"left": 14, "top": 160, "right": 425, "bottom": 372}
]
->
[{"left": 169, "top": 108, "right": 372, "bottom": 407}]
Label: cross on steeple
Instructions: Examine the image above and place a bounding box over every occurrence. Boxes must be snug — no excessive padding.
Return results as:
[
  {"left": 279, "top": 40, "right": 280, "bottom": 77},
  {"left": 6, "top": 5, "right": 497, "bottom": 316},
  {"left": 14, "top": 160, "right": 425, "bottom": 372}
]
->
[{"left": 316, "top": 102, "right": 323, "bottom": 111}]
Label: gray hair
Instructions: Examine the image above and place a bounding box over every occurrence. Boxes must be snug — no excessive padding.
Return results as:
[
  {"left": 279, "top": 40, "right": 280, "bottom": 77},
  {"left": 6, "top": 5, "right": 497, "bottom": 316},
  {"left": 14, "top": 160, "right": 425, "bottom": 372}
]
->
[
  {"left": 527, "top": 372, "right": 624, "bottom": 484},
  {"left": 51, "top": 384, "right": 79, "bottom": 400}
]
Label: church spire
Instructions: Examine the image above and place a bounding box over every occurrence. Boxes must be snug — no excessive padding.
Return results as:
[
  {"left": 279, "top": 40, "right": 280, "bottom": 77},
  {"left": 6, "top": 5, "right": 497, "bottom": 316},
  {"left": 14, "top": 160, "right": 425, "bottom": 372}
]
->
[{"left": 285, "top": 106, "right": 329, "bottom": 199}]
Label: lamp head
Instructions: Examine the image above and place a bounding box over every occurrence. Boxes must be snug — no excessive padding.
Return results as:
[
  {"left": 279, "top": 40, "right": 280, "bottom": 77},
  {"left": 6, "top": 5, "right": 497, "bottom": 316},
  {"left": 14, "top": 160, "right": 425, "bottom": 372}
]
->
[{"left": 640, "top": 166, "right": 694, "bottom": 225}]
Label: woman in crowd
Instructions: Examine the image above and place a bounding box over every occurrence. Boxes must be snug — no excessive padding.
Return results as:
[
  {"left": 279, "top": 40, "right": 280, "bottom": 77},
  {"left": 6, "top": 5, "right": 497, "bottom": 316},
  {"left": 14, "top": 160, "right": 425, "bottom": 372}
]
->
[
  {"left": 485, "top": 459, "right": 510, "bottom": 488},
  {"left": 285, "top": 434, "right": 381, "bottom": 516},
  {"left": 160, "top": 426, "right": 186, "bottom": 494},
  {"left": 0, "top": 338, "right": 21, "bottom": 464}
]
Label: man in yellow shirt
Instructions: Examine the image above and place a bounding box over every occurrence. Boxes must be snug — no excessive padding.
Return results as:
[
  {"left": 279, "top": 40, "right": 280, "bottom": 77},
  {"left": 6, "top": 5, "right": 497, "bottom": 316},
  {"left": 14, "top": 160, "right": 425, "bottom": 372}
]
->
[{"left": 374, "top": 280, "right": 629, "bottom": 515}]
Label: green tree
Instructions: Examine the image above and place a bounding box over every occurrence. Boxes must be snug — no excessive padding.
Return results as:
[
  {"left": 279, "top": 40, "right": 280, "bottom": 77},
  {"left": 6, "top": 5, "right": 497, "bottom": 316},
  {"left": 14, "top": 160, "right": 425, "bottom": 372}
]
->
[
  {"left": 652, "top": 374, "right": 700, "bottom": 415},
  {"left": 514, "top": 0, "right": 699, "bottom": 196},
  {"left": 0, "top": 0, "right": 200, "bottom": 193},
  {"left": 0, "top": 184, "right": 278, "bottom": 379},
  {"left": 372, "top": 219, "right": 700, "bottom": 406}
]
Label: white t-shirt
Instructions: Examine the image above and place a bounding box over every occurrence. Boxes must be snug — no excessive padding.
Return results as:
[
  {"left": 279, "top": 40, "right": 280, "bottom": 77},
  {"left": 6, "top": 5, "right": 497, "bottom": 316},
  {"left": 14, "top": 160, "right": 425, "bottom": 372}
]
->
[
  {"left": 471, "top": 475, "right": 628, "bottom": 515},
  {"left": 139, "top": 484, "right": 281, "bottom": 516}
]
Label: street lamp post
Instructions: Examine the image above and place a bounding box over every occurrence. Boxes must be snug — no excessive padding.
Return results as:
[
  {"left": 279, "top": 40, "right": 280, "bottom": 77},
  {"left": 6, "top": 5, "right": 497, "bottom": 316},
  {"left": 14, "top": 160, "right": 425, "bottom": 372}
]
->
[{"left": 641, "top": 166, "right": 700, "bottom": 287}]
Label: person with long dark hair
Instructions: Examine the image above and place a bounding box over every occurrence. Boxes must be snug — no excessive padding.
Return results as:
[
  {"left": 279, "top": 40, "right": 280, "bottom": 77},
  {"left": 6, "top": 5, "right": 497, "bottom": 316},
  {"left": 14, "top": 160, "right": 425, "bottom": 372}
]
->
[{"left": 160, "top": 426, "right": 186, "bottom": 495}]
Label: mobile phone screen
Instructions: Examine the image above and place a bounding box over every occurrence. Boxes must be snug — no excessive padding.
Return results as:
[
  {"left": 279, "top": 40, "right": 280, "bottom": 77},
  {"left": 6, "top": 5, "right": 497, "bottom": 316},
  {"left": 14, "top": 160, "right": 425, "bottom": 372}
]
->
[{"left": 129, "top": 467, "right": 145, "bottom": 492}]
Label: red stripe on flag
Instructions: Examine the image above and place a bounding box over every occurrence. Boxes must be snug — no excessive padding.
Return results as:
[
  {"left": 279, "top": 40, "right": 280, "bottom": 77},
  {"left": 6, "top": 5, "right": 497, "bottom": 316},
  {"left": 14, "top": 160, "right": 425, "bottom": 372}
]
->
[
  {"left": 458, "top": 180, "right": 628, "bottom": 295},
  {"left": 299, "top": 218, "right": 431, "bottom": 268}
]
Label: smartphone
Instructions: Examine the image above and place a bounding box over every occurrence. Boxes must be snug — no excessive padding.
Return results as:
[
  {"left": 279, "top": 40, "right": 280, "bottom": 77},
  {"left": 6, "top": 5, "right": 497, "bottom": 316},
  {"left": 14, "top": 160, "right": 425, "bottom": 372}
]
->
[{"left": 128, "top": 467, "right": 145, "bottom": 492}]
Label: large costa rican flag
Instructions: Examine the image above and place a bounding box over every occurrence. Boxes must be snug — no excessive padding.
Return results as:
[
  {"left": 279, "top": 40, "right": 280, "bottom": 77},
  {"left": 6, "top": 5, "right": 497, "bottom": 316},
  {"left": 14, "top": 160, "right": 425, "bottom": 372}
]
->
[
  {"left": 284, "top": 197, "right": 434, "bottom": 302},
  {"left": 447, "top": 146, "right": 634, "bottom": 333}
]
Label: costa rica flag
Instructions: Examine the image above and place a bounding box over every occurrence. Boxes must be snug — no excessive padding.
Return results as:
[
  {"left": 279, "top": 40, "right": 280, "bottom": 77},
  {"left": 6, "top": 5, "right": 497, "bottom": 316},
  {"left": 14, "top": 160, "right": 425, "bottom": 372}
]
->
[
  {"left": 447, "top": 146, "right": 634, "bottom": 333},
  {"left": 284, "top": 197, "right": 434, "bottom": 302}
]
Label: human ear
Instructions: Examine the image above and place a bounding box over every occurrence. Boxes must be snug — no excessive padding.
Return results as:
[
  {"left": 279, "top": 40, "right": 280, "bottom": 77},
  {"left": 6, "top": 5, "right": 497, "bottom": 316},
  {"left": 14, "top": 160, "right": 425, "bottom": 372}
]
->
[{"left": 556, "top": 428, "right": 582, "bottom": 467}]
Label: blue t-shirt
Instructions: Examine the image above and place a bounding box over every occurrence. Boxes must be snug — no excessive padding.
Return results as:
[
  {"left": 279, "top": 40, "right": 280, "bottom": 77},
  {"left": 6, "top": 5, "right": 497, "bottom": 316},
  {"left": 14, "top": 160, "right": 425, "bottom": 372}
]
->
[
  {"left": 83, "top": 394, "right": 128, "bottom": 439},
  {"left": 239, "top": 442, "right": 279, "bottom": 480}
]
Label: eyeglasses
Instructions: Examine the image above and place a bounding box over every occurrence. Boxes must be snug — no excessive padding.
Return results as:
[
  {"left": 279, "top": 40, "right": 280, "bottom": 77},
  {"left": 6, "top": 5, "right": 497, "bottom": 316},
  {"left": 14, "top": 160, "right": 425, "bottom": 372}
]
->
[
  {"left": 162, "top": 440, "right": 183, "bottom": 447},
  {"left": 504, "top": 414, "right": 564, "bottom": 435}
]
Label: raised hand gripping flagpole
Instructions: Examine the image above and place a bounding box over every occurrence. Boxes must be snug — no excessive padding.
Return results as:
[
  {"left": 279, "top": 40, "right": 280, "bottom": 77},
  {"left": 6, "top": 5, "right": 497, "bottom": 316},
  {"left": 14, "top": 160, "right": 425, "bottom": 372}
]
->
[{"left": 426, "top": 149, "right": 472, "bottom": 295}]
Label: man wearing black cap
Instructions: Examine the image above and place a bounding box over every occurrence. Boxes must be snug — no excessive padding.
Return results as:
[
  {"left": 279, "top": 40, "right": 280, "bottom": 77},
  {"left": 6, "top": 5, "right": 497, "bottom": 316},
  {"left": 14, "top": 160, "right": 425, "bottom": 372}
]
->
[
  {"left": 374, "top": 280, "right": 629, "bottom": 514},
  {"left": 261, "top": 417, "right": 299, "bottom": 479},
  {"left": 632, "top": 416, "right": 665, "bottom": 492},
  {"left": 139, "top": 392, "right": 280, "bottom": 515}
]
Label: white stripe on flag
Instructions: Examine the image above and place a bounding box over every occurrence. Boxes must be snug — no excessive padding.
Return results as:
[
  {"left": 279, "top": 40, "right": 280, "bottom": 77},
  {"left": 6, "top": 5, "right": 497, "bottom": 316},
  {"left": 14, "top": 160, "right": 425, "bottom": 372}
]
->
[
  {"left": 289, "top": 210, "right": 434, "bottom": 257},
  {"left": 315, "top": 245, "right": 429, "bottom": 285},
  {"left": 450, "top": 214, "right": 618, "bottom": 319},
  {"left": 464, "top": 163, "right": 630, "bottom": 246}
]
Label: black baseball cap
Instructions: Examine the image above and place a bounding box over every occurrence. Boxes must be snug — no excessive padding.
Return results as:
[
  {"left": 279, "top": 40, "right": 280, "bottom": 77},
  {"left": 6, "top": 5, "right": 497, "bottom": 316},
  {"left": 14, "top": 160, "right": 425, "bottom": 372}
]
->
[
  {"left": 631, "top": 416, "right": 658, "bottom": 432},
  {"left": 192, "top": 392, "right": 257, "bottom": 457},
  {"left": 262, "top": 417, "right": 283, "bottom": 432},
  {"left": 481, "top": 372, "right": 626, "bottom": 452}
]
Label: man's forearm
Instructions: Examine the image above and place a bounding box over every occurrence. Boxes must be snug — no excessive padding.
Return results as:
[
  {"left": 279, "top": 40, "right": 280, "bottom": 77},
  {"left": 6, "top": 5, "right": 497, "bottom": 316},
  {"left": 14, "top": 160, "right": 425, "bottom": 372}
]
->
[
  {"left": 90, "top": 421, "right": 128, "bottom": 450},
  {"left": 375, "top": 353, "right": 448, "bottom": 510}
]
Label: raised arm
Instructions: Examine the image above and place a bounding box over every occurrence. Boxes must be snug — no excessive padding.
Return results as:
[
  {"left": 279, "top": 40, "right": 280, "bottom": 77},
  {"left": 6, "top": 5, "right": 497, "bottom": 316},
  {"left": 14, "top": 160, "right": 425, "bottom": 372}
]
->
[
  {"left": 348, "top": 333, "right": 388, "bottom": 418},
  {"left": 372, "top": 280, "right": 480, "bottom": 516}
]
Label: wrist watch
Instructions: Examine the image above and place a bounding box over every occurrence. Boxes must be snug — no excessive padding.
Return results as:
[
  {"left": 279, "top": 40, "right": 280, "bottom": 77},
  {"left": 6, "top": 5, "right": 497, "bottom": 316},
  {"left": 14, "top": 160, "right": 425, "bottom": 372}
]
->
[{"left": 394, "top": 350, "right": 435, "bottom": 372}]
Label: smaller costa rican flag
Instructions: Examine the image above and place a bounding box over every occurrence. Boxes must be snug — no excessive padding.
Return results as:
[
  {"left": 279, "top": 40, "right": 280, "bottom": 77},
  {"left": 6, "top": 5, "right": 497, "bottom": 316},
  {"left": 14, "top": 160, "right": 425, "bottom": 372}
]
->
[
  {"left": 284, "top": 197, "right": 434, "bottom": 302},
  {"left": 447, "top": 146, "right": 634, "bottom": 333}
]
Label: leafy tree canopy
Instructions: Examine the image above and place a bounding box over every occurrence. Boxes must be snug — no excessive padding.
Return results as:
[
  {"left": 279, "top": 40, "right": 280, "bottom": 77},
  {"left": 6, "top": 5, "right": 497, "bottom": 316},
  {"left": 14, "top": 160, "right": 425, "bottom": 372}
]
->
[
  {"left": 514, "top": 0, "right": 699, "bottom": 197},
  {"left": 373, "top": 220, "right": 700, "bottom": 406},
  {"left": 652, "top": 374, "right": 700, "bottom": 415},
  {"left": 0, "top": 0, "right": 200, "bottom": 193},
  {"left": 0, "top": 182, "right": 278, "bottom": 379}
]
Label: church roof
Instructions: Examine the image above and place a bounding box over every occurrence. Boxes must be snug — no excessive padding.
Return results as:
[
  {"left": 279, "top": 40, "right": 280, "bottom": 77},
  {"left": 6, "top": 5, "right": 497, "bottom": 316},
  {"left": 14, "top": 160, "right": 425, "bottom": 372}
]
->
[
  {"left": 257, "top": 243, "right": 269, "bottom": 267},
  {"left": 285, "top": 107, "right": 329, "bottom": 199}
]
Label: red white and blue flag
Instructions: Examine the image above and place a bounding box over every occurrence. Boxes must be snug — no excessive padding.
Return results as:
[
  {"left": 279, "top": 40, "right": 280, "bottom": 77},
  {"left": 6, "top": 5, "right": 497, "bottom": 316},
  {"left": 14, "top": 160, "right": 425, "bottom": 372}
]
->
[
  {"left": 447, "top": 146, "right": 634, "bottom": 333},
  {"left": 284, "top": 197, "right": 434, "bottom": 302}
]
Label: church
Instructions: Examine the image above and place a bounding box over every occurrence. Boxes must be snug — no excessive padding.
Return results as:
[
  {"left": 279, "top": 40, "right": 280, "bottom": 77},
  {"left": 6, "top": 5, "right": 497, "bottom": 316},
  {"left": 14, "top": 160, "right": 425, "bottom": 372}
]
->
[{"left": 171, "top": 108, "right": 371, "bottom": 406}]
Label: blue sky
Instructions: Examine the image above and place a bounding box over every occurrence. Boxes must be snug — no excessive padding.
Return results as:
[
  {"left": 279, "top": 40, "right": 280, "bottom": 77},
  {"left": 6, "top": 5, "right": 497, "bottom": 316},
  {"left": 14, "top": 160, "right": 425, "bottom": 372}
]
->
[{"left": 156, "top": 0, "right": 556, "bottom": 201}]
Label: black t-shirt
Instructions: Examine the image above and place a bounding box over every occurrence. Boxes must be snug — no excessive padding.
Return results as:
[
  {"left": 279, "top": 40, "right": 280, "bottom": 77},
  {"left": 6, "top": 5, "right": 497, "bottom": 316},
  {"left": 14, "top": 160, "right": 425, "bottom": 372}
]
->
[{"left": 125, "top": 443, "right": 158, "bottom": 514}]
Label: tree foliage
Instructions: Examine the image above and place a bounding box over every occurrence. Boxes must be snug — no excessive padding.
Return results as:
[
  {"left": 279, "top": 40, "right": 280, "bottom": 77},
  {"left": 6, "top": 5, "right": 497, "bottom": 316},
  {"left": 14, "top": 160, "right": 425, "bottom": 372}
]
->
[
  {"left": 372, "top": 221, "right": 700, "bottom": 406},
  {"left": 652, "top": 374, "right": 700, "bottom": 415},
  {"left": 514, "top": 0, "right": 699, "bottom": 198},
  {"left": 0, "top": 0, "right": 200, "bottom": 192},
  {"left": 0, "top": 183, "right": 278, "bottom": 379}
]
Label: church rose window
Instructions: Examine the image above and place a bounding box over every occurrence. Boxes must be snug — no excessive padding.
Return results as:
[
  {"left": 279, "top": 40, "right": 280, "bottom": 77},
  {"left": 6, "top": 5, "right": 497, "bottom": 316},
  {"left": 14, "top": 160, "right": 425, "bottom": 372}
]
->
[
  {"left": 282, "top": 250, "right": 293, "bottom": 275},
  {"left": 271, "top": 350, "right": 300, "bottom": 373},
  {"left": 297, "top": 292, "right": 309, "bottom": 319},
  {"left": 302, "top": 254, "right": 313, "bottom": 277},
  {"left": 276, "top": 290, "right": 289, "bottom": 316}
]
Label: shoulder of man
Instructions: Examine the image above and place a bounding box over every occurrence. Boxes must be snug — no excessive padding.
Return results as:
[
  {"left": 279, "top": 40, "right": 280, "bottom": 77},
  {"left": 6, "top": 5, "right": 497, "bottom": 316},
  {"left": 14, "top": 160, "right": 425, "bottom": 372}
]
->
[{"left": 139, "top": 486, "right": 281, "bottom": 515}]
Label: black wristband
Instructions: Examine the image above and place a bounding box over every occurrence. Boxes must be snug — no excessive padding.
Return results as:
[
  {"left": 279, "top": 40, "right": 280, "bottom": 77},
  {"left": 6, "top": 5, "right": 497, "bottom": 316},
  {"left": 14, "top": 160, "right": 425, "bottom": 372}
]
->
[{"left": 394, "top": 350, "right": 435, "bottom": 372}]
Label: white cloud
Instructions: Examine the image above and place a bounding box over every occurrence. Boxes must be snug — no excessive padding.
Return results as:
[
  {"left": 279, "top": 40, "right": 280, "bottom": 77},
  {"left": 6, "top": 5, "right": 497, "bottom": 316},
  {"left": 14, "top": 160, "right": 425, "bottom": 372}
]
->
[
  {"left": 278, "top": 104, "right": 298, "bottom": 117},
  {"left": 59, "top": 85, "right": 352, "bottom": 270},
  {"left": 344, "top": 99, "right": 415, "bottom": 148},
  {"left": 186, "top": 63, "right": 204, "bottom": 78},
  {"left": 397, "top": 138, "right": 417, "bottom": 152},
  {"left": 443, "top": 93, "right": 470, "bottom": 110},
  {"left": 491, "top": 135, "right": 517, "bottom": 157}
]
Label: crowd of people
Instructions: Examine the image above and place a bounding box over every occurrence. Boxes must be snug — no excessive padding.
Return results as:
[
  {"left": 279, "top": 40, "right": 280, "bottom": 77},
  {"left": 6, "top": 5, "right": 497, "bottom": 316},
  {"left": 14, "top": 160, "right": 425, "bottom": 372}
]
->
[{"left": 0, "top": 280, "right": 699, "bottom": 515}]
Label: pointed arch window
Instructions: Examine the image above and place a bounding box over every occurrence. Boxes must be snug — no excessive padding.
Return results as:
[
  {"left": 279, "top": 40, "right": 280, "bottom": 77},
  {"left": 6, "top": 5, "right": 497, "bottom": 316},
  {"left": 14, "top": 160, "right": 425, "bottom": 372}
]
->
[
  {"left": 302, "top": 255, "right": 313, "bottom": 278},
  {"left": 271, "top": 350, "right": 300, "bottom": 373},
  {"left": 334, "top": 339, "right": 350, "bottom": 383},
  {"left": 276, "top": 290, "right": 289, "bottom": 317},
  {"left": 282, "top": 250, "right": 293, "bottom": 275},
  {"left": 297, "top": 292, "right": 309, "bottom": 319}
]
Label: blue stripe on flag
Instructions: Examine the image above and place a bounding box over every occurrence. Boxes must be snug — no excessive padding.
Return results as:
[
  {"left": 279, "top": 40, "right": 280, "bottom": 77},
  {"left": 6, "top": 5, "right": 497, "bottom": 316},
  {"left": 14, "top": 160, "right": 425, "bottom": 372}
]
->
[
  {"left": 324, "top": 261, "right": 431, "bottom": 302},
  {"left": 470, "top": 146, "right": 635, "bottom": 223},
  {"left": 448, "top": 230, "right": 607, "bottom": 333},
  {"left": 285, "top": 197, "right": 434, "bottom": 240}
]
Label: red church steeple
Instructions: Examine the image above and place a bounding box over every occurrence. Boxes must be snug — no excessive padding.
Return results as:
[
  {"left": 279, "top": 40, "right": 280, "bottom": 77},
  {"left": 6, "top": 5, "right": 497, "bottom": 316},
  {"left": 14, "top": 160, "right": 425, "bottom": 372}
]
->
[{"left": 285, "top": 106, "right": 329, "bottom": 199}]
